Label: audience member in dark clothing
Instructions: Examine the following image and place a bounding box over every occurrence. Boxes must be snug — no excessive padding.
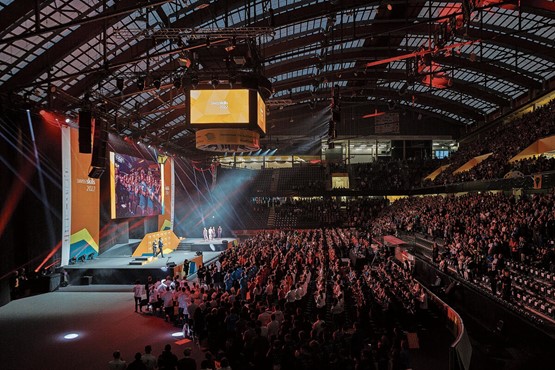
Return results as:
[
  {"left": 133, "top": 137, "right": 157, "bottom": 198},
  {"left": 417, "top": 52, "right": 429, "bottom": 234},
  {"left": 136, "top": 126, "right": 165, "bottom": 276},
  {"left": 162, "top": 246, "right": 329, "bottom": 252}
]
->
[
  {"left": 158, "top": 344, "right": 178, "bottom": 370},
  {"left": 176, "top": 348, "right": 197, "bottom": 370},
  {"left": 127, "top": 352, "right": 147, "bottom": 370}
]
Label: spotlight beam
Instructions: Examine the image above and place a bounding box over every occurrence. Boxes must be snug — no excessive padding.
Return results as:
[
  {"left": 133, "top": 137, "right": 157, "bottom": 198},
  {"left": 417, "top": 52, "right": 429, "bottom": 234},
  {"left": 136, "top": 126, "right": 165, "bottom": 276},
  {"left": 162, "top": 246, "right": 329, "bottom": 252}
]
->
[{"left": 27, "top": 110, "right": 56, "bottom": 248}]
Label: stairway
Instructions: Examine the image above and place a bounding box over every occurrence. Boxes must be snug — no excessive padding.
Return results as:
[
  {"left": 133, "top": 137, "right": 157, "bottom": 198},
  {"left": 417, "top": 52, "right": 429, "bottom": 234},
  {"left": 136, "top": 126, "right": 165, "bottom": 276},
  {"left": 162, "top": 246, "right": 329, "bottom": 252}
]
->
[
  {"left": 267, "top": 206, "right": 276, "bottom": 228},
  {"left": 269, "top": 170, "right": 279, "bottom": 193},
  {"left": 176, "top": 241, "right": 193, "bottom": 252},
  {"left": 129, "top": 256, "right": 154, "bottom": 266}
]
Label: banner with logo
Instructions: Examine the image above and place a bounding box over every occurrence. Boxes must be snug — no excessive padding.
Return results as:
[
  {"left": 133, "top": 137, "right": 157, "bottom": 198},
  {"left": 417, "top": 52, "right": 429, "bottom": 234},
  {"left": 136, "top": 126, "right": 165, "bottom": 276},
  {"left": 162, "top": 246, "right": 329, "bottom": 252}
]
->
[{"left": 61, "top": 126, "right": 100, "bottom": 264}]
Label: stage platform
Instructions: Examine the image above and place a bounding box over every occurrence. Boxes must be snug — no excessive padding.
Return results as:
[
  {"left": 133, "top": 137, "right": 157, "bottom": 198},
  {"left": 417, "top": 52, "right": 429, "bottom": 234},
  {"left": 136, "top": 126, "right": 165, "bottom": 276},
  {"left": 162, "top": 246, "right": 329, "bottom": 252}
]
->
[{"left": 63, "top": 237, "right": 235, "bottom": 285}]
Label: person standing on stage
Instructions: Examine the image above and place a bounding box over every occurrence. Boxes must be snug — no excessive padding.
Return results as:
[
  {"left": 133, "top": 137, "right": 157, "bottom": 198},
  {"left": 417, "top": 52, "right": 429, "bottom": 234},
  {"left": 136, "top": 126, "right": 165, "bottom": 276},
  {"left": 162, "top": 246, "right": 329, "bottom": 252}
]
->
[
  {"left": 217, "top": 225, "right": 222, "bottom": 239},
  {"left": 158, "top": 237, "right": 164, "bottom": 258},
  {"left": 152, "top": 240, "right": 158, "bottom": 257},
  {"left": 203, "top": 227, "right": 208, "bottom": 241}
]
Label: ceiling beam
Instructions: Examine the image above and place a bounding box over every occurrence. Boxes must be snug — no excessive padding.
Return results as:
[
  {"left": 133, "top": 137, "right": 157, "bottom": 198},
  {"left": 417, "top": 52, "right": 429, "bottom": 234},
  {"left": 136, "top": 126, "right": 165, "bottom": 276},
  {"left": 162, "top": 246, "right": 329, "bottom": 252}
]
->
[
  {"left": 274, "top": 85, "right": 483, "bottom": 122},
  {"left": 0, "top": 0, "right": 54, "bottom": 39},
  {"left": 63, "top": 0, "right": 247, "bottom": 99},
  {"left": 272, "top": 67, "right": 510, "bottom": 107},
  {"left": 266, "top": 45, "right": 542, "bottom": 91},
  {"left": 0, "top": 0, "right": 173, "bottom": 45},
  {"left": 2, "top": 0, "right": 151, "bottom": 91}
]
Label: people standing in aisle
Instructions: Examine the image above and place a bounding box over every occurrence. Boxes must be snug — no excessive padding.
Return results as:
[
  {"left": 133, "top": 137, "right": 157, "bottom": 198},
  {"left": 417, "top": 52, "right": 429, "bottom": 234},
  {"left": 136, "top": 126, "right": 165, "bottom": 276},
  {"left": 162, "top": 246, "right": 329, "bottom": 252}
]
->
[
  {"left": 145, "top": 275, "right": 153, "bottom": 304},
  {"left": 183, "top": 259, "right": 190, "bottom": 278},
  {"left": 133, "top": 280, "right": 145, "bottom": 313}
]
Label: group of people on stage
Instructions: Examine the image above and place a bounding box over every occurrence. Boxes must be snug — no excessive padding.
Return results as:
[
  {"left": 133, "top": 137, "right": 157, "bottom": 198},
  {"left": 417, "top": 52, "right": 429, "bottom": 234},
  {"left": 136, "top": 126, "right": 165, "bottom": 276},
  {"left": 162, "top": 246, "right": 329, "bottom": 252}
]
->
[
  {"left": 151, "top": 237, "right": 164, "bottom": 258},
  {"left": 114, "top": 166, "right": 162, "bottom": 218},
  {"left": 202, "top": 225, "right": 222, "bottom": 241}
]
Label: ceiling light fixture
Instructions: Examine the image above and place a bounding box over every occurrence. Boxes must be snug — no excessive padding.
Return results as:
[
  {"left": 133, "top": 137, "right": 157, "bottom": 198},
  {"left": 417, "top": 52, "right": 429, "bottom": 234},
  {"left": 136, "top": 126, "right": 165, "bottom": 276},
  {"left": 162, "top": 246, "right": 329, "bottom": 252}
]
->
[
  {"left": 136, "top": 77, "right": 145, "bottom": 91},
  {"left": 191, "top": 75, "right": 199, "bottom": 89},
  {"left": 116, "top": 77, "right": 124, "bottom": 91}
]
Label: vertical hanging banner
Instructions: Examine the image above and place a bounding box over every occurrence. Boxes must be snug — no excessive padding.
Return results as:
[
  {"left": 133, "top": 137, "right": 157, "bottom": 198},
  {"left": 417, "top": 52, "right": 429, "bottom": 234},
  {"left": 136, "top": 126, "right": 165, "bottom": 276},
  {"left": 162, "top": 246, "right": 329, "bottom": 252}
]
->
[
  {"left": 61, "top": 126, "right": 72, "bottom": 266},
  {"left": 158, "top": 156, "right": 174, "bottom": 231},
  {"left": 66, "top": 127, "right": 100, "bottom": 262}
]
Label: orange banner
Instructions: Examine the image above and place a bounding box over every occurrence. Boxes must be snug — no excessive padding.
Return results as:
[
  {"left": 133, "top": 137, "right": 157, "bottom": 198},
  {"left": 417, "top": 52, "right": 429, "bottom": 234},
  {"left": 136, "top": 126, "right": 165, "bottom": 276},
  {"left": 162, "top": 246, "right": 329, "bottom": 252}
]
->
[{"left": 69, "top": 128, "right": 100, "bottom": 258}]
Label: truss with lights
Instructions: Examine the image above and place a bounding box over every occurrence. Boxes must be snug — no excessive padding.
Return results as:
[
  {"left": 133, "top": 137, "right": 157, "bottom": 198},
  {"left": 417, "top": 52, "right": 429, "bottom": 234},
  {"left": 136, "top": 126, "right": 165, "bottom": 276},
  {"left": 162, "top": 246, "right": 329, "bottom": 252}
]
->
[{"left": 114, "top": 27, "right": 275, "bottom": 40}]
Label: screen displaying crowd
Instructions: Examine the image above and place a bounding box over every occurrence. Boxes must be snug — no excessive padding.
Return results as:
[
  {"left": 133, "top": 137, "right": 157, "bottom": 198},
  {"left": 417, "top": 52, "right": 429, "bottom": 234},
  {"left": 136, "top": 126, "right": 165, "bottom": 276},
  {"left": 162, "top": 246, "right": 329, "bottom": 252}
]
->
[{"left": 112, "top": 153, "right": 163, "bottom": 219}]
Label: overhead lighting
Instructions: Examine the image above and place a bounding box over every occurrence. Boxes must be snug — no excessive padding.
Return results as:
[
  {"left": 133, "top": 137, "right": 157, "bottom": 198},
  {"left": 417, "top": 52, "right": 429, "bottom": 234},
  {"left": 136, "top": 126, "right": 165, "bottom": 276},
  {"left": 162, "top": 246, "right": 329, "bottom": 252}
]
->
[
  {"left": 116, "top": 77, "right": 124, "bottom": 91},
  {"left": 225, "top": 37, "right": 236, "bottom": 53},
  {"left": 136, "top": 77, "right": 145, "bottom": 91},
  {"left": 177, "top": 55, "right": 191, "bottom": 68},
  {"left": 153, "top": 79, "right": 161, "bottom": 89},
  {"left": 195, "top": 0, "right": 210, "bottom": 10},
  {"left": 64, "top": 333, "right": 79, "bottom": 340},
  {"left": 362, "top": 109, "right": 386, "bottom": 119},
  {"left": 228, "top": 75, "right": 236, "bottom": 88},
  {"left": 388, "top": 100, "right": 396, "bottom": 110},
  {"left": 191, "top": 75, "right": 199, "bottom": 89},
  {"left": 399, "top": 82, "right": 409, "bottom": 96},
  {"left": 173, "top": 77, "right": 182, "bottom": 89}
]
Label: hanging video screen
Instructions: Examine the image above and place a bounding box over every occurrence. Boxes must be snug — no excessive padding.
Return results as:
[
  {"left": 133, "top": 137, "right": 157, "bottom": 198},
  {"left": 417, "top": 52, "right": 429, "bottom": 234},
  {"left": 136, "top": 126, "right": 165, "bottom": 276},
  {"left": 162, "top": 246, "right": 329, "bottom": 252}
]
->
[
  {"left": 189, "top": 89, "right": 250, "bottom": 124},
  {"left": 110, "top": 152, "right": 164, "bottom": 219}
]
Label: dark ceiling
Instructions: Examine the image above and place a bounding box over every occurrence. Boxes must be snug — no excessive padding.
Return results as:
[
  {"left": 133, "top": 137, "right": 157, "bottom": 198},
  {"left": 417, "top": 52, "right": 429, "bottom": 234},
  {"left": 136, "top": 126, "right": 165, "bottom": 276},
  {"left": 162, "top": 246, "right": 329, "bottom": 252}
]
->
[{"left": 1, "top": 0, "right": 554, "bottom": 158}]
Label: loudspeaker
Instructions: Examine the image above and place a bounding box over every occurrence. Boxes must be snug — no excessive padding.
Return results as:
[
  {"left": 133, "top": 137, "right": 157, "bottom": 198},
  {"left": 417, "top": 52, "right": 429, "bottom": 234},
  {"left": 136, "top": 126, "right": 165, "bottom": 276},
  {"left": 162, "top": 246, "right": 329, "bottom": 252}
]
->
[
  {"left": 88, "top": 119, "right": 107, "bottom": 179},
  {"left": 78, "top": 110, "right": 92, "bottom": 153}
]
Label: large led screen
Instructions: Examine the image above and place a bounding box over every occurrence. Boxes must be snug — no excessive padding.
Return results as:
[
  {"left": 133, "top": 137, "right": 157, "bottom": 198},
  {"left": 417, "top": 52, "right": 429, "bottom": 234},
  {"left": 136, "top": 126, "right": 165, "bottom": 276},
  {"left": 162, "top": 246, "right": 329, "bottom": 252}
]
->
[
  {"left": 189, "top": 89, "right": 249, "bottom": 124},
  {"left": 110, "top": 152, "right": 164, "bottom": 219}
]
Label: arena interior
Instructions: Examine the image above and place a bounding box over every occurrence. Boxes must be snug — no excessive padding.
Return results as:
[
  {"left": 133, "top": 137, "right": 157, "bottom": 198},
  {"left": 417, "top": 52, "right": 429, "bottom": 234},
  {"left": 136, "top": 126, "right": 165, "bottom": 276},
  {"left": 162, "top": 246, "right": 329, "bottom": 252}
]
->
[{"left": 1, "top": 1, "right": 555, "bottom": 370}]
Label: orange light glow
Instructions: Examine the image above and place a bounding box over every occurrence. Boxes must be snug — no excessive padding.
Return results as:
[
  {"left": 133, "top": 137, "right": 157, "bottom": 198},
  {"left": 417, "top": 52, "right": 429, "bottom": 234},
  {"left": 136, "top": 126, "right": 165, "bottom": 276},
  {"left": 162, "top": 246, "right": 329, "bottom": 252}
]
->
[
  {"left": 362, "top": 110, "right": 386, "bottom": 119},
  {"left": 34, "top": 240, "right": 62, "bottom": 273}
]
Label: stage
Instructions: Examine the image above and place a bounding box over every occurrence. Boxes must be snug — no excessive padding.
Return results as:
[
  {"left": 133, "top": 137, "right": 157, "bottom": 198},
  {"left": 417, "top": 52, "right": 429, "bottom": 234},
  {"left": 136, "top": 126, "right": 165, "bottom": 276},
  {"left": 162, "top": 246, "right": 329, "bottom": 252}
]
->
[{"left": 63, "top": 237, "right": 235, "bottom": 285}]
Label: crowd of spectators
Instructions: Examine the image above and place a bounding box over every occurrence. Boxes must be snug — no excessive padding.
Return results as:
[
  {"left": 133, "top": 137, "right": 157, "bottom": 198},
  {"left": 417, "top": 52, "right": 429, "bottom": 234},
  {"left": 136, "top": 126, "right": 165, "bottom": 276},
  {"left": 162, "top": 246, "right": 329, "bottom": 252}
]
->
[
  {"left": 120, "top": 227, "right": 432, "bottom": 370},
  {"left": 371, "top": 192, "right": 555, "bottom": 295},
  {"left": 110, "top": 177, "right": 555, "bottom": 369},
  {"left": 509, "top": 155, "right": 555, "bottom": 177},
  {"left": 245, "top": 197, "right": 388, "bottom": 229},
  {"left": 430, "top": 99, "right": 555, "bottom": 185},
  {"left": 350, "top": 160, "right": 440, "bottom": 192}
]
